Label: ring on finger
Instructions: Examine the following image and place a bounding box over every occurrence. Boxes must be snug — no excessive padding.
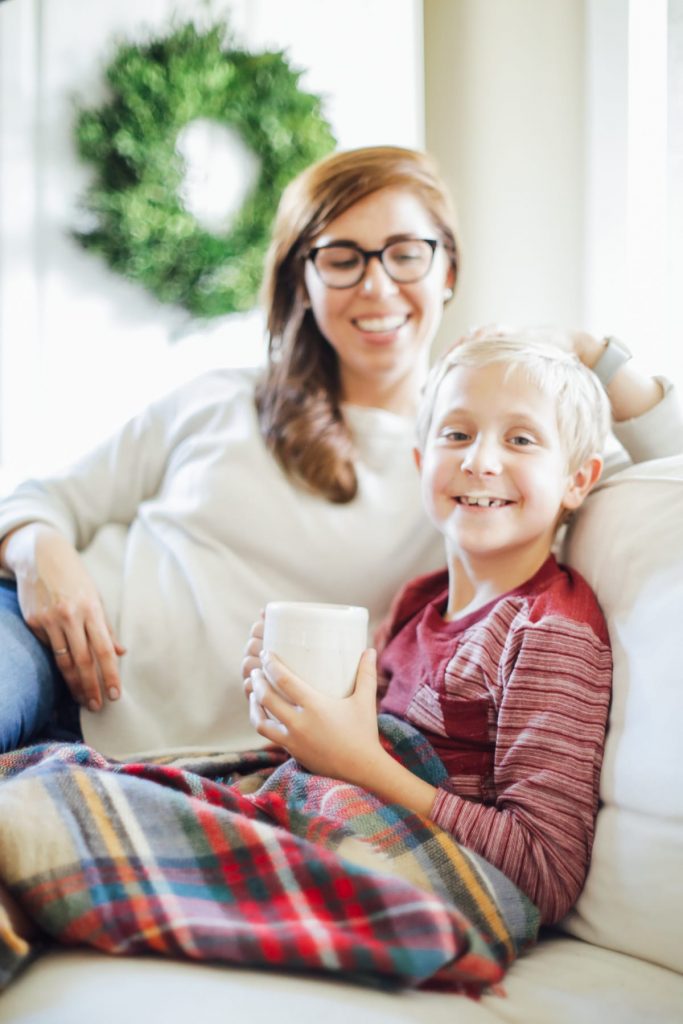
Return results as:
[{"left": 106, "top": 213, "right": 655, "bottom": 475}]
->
[{"left": 53, "top": 647, "right": 70, "bottom": 657}]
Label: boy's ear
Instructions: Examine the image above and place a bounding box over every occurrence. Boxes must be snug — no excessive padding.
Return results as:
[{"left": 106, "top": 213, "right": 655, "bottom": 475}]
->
[
  {"left": 413, "top": 447, "right": 422, "bottom": 472},
  {"left": 562, "top": 454, "right": 603, "bottom": 511}
]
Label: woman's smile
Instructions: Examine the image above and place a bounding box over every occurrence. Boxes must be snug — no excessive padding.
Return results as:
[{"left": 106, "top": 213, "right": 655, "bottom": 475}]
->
[{"left": 352, "top": 313, "right": 410, "bottom": 336}]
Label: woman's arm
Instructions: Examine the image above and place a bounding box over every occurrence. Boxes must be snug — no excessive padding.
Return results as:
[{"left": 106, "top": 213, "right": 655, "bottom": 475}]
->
[
  {"left": 0, "top": 383, "right": 189, "bottom": 711},
  {"left": 482, "top": 326, "right": 683, "bottom": 463},
  {"left": 550, "top": 329, "right": 683, "bottom": 463},
  {"left": 573, "top": 331, "right": 683, "bottom": 465},
  {"left": 572, "top": 331, "right": 662, "bottom": 420},
  {"left": 0, "top": 410, "right": 170, "bottom": 555},
  {"left": 0, "top": 522, "right": 125, "bottom": 711}
]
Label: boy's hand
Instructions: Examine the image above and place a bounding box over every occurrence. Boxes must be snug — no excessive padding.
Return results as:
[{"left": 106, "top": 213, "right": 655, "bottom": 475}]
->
[
  {"left": 241, "top": 614, "right": 264, "bottom": 697},
  {"left": 249, "top": 649, "right": 384, "bottom": 784}
]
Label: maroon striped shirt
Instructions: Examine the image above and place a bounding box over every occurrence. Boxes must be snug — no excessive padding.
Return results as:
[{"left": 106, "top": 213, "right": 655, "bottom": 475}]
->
[{"left": 378, "top": 555, "right": 612, "bottom": 924}]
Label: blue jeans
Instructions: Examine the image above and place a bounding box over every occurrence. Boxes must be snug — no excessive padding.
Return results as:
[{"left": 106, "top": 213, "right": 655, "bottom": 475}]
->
[{"left": 0, "top": 578, "right": 81, "bottom": 751}]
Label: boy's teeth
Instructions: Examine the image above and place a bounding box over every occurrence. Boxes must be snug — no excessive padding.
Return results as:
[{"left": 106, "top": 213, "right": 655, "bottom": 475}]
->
[
  {"left": 355, "top": 315, "right": 406, "bottom": 332},
  {"left": 460, "top": 496, "right": 506, "bottom": 508}
]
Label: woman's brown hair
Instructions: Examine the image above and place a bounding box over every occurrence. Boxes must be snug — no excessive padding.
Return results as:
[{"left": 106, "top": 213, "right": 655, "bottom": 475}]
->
[{"left": 256, "top": 145, "right": 459, "bottom": 503}]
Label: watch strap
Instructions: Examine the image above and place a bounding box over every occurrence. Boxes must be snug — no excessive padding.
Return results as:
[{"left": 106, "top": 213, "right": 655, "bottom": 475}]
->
[{"left": 592, "top": 336, "right": 632, "bottom": 388}]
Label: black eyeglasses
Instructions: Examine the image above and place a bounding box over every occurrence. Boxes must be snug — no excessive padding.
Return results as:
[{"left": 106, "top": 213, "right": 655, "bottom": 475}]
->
[{"left": 306, "top": 238, "right": 439, "bottom": 289}]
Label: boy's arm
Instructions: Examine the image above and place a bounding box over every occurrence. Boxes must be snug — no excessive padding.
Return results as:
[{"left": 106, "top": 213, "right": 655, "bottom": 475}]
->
[
  {"left": 251, "top": 599, "right": 611, "bottom": 926},
  {"left": 429, "top": 615, "right": 612, "bottom": 925}
]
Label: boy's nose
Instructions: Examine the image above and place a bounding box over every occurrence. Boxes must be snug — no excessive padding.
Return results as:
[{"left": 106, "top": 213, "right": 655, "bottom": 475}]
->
[{"left": 461, "top": 438, "right": 502, "bottom": 475}]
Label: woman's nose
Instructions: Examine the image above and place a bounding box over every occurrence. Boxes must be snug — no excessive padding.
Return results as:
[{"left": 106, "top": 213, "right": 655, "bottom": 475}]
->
[{"left": 359, "top": 255, "right": 397, "bottom": 295}]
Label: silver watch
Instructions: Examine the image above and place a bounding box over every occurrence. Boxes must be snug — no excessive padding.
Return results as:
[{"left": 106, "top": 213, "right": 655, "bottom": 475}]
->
[{"left": 592, "top": 336, "right": 632, "bottom": 388}]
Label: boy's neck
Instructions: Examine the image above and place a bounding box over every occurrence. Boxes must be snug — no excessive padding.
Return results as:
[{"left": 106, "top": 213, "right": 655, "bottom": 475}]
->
[{"left": 444, "top": 541, "right": 555, "bottom": 621}]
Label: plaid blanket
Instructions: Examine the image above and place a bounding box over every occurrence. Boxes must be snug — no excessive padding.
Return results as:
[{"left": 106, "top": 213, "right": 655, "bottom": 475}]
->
[{"left": 0, "top": 715, "right": 539, "bottom": 994}]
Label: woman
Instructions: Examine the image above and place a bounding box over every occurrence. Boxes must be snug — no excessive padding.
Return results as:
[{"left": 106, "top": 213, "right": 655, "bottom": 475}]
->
[{"left": 0, "top": 146, "right": 680, "bottom": 758}]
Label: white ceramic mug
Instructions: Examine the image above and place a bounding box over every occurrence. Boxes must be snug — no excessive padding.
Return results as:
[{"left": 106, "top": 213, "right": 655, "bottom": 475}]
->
[{"left": 263, "top": 601, "right": 369, "bottom": 699}]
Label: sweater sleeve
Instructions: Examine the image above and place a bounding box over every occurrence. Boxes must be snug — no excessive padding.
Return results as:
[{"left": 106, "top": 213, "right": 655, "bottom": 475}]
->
[
  {"left": 0, "top": 379, "right": 202, "bottom": 553},
  {"left": 606, "top": 377, "right": 683, "bottom": 474},
  {"left": 429, "top": 613, "right": 612, "bottom": 924}
]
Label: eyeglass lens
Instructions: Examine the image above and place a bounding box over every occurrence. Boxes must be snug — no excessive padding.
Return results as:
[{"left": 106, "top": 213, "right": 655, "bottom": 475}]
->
[{"left": 311, "top": 239, "right": 436, "bottom": 288}]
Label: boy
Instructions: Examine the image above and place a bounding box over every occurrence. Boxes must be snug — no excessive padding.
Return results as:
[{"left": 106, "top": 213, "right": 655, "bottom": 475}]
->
[{"left": 248, "top": 332, "right": 613, "bottom": 926}]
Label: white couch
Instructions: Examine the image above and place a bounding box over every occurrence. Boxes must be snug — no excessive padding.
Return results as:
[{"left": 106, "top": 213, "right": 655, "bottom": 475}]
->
[{"left": 2, "top": 455, "right": 683, "bottom": 1023}]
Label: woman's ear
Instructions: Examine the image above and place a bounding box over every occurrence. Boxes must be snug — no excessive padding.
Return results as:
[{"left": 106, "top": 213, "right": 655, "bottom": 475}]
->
[
  {"left": 443, "top": 263, "right": 456, "bottom": 302},
  {"left": 562, "top": 454, "right": 603, "bottom": 511}
]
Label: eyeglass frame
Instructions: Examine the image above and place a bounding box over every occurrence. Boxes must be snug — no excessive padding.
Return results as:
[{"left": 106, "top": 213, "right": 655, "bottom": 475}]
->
[{"left": 305, "top": 238, "right": 440, "bottom": 289}]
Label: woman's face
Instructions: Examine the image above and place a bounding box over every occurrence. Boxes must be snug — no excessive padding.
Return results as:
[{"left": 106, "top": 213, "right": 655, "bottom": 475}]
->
[{"left": 303, "top": 186, "right": 454, "bottom": 413}]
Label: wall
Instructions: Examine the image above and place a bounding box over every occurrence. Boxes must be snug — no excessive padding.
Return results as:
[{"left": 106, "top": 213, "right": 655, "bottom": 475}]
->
[
  {"left": 583, "top": 0, "right": 670, "bottom": 371},
  {"left": 424, "top": 0, "right": 681, "bottom": 384},
  {"left": 2, "top": 0, "right": 680, "bottom": 489},
  {"left": 0, "top": 0, "right": 423, "bottom": 482},
  {"left": 423, "top": 0, "right": 585, "bottom": 354}
]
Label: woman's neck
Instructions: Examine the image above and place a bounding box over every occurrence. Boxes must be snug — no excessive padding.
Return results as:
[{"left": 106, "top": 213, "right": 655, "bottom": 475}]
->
[{"left": 340, "top": 367, "right": 425, "bottom": 417}]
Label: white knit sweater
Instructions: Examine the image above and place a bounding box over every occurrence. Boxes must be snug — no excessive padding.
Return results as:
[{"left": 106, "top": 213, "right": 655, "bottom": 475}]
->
[
  {"left": 0, "top": 369, "right": 680, "bottom": 757},
  {"left": 0, "top": 369, "right": 445, "bottom": 756}
]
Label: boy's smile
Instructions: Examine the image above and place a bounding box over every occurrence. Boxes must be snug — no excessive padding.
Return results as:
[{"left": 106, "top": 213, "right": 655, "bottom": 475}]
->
[{"left": 417, "top": 361, "right": 594, "bottom": 602}]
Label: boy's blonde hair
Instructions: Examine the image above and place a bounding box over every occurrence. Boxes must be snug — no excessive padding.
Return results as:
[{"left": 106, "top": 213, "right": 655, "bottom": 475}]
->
[{"left": 417, "top": 331, "right": 612, "bottom": 471}]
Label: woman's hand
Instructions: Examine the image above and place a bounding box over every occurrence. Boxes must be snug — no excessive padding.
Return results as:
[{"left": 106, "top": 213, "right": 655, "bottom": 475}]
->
[
  {"left": 467, "top": 323, "right": 599, "bottom": 362},
  {"left": 471, "top": 324, "right": 664, "bottom": 421},
  {"left": 1, "top": 523, "right": 125, "bottom": 711},
  {"left": 249, "top": 649, "right": 386, "bottom": 784}
]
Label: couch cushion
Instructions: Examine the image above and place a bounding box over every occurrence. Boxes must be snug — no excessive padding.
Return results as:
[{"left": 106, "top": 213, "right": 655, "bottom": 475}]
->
[
  {"left": 561, "top": 453, "right": 683, "bottom": 973},
  {"left": 2, "top": 938, "right": 682, "bottom": 1024}
]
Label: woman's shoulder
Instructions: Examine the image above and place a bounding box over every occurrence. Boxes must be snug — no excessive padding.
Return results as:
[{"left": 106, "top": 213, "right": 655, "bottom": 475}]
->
[
  {"left": 148, "top": 365, "right": 263, "bottom": 428},
  {"left": 176, "top": 365, "right": 262, "bottom": 405}
]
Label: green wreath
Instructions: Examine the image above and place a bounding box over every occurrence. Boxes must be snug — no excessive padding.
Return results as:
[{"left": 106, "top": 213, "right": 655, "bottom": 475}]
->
[{"left": 73, "top": 22, "right": 336, "bottom": 318}]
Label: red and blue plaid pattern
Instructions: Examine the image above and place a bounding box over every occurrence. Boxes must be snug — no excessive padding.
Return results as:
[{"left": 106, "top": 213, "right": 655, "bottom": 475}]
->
[{"left": 0, "top": 716, "right": 539, "bottom": 993}]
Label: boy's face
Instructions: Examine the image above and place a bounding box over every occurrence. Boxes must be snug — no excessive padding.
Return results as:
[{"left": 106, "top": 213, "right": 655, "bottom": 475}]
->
[{"left": 417, "top": 362, "right": 597, "bottom": 570}]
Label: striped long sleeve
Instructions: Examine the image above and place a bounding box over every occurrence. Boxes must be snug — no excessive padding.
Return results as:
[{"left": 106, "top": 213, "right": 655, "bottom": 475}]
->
[
  {"left": 379, "top": 557, "right": 613, "bottom": 924},
  {"left": 430, "top": 609, "right": 611, "bottom": 923}
]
